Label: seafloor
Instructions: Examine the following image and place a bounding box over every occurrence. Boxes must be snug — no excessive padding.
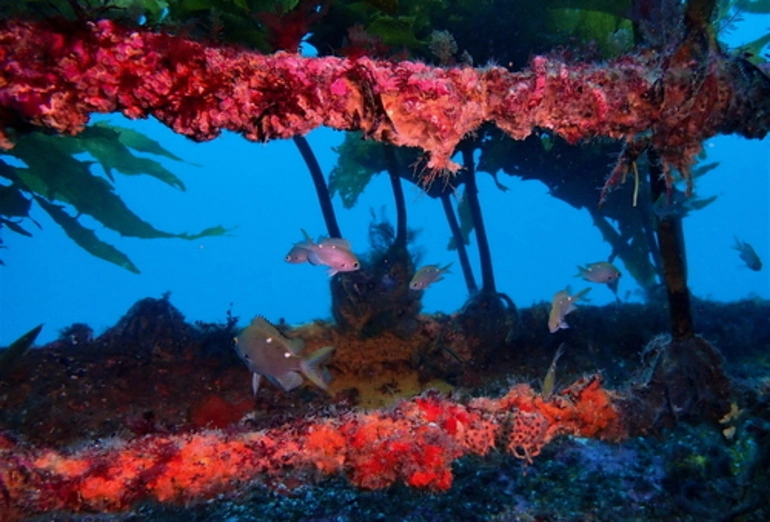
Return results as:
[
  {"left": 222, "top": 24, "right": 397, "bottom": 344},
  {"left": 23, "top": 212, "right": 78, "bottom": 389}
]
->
[{"left": 1, "top": 294, "right": 769, "bottom": 521}]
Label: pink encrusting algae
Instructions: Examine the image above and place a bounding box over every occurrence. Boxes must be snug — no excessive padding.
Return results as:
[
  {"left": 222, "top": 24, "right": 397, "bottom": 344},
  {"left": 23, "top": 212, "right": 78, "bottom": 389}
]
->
[
  {"left": 0, "top": 18, "right": 767, "bottom": 187},
  {"left": 0, "top": 376, "right": 624, "bottom": 519}
]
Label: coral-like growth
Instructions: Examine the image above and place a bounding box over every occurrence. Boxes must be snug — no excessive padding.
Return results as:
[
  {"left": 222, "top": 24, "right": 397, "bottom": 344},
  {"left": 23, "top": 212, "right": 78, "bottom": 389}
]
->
[
  {"left": 0, "top": 377, "right": 624, "bottom": 520},
  {"left": 1, "top": 18, "right": 767, "bottom": 186}
]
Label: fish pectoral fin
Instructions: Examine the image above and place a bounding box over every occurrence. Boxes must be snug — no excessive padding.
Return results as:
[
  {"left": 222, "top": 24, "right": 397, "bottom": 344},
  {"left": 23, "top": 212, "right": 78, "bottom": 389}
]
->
[
  {"left": 252, "top": 373, "right": 262, "bottom": 396},
  {"left": 301, "top": 345, "right": 336, "bottom": 390},
  {"left": 274, "top": 371, "right": 304, "bottom": 392}
]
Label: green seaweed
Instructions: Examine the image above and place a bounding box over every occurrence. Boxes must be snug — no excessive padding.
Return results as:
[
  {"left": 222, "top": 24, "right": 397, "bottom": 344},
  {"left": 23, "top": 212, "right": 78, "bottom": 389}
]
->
[
  {"left": 328, "top": 132, "right": 384, "bottom": 209},
  {"left": 35, "top": 196, "right": 141, "bottom": 274},
  {"left": 328, "top": 132, "right": 420, "bottom": 209},
  {"left": 0, "top": 125, "right": 229, "bottom": 273}
]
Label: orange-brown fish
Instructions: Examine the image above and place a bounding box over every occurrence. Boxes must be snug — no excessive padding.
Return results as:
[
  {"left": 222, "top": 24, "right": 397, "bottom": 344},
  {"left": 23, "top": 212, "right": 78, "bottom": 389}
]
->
[
  {"left": 234, "top": 316, "right": 334, "bottom": 395},
  {"left": 548, "top": 287, "right": 591, "bottom": 333}
]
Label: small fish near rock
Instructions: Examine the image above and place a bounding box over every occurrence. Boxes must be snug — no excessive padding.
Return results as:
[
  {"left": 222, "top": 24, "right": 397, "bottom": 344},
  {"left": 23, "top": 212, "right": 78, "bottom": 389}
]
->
[
  {"left": 233, "top": 316, "right": 335, "bottom": 396},
  {"left": 732, "top": 236, "right": 762, "bottom": 271},
  {"left": 548, "top": 287, "right": 591, "bottom": 333},
  {"left": 285, "top": 229, "right": 360, "bottom": 276},
  {"left": 409, "top": 263, "right": 453, "bottom": 290}
]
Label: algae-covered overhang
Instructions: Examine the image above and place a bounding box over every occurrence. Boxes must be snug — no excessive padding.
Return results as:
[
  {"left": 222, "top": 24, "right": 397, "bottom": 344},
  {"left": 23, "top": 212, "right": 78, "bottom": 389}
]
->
[{"left": 0, "top": 0, "right": 768, "bottom": 186}]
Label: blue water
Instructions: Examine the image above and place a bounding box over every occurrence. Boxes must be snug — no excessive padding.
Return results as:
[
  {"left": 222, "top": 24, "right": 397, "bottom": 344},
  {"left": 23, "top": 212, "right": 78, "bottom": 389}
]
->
[{"left": 1, "top": 125, "right": 767, "bottom": 347}]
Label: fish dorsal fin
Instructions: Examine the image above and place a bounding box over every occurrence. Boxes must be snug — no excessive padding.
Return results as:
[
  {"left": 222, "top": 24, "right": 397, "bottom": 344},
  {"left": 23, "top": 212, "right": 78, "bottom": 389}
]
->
[
  {"left": 251, "top": 316, "right": 288, "bottom": 342},
  {"left": 250, "top": 316, "right": 281, "bottom": 335},
  {"left": 250, "top": 316, "right": 305, "bottom": 354},
  {"left": 300, "top": 228, "right": 315, "bottom": 245}
]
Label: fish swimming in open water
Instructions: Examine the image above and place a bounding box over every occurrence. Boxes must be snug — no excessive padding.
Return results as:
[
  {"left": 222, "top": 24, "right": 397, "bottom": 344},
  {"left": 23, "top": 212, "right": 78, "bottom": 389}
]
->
[
  {"left": 285, "top": 230, "right": 360, "bottom": 276},
  {"left": 234, "top": 316, "right": 335, "bottom": 395},
  {"left": 285, "top": 242, "right": 313, "bottom": 264},
  {"left": 732, "top": 237, "right": 762, "bottom": 271},
  {"left": 576, "top": 261, "right": 622, "bottom": 296},
  {"left": 548, "top": 287, "right": 591, "bottom": 333},
  {"left": 409, "top": 263, "right": 452, "bottom": 290}
]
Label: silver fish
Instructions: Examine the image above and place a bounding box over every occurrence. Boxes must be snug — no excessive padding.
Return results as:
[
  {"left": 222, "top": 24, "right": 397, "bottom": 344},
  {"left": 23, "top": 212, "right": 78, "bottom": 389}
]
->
[
  {"left": 234, "top": 316, "right": 335, "bottom": 395},
  {"left": 409, "top": 263, "right": 452, "bottom": 290},
  {"left": 576, "top": 261, "right": 621, "bottom": 296},
  {"left": 286, "top": 230, "right": 360, "bottom": 276},
  {"left": 733, "top": 237, "right": 762, "bottom": 271},
  {"left": 312, "top": 237, "right": 360, "bottom": 275},
  {"left": 548, "top": 287, "right": 591, "bottom": 333},
  {"left": 576, "top": 262, "right": 620, "bottom": 284},
  {"left": 285, "top": 243, "right": 313, "bottom": 264}
]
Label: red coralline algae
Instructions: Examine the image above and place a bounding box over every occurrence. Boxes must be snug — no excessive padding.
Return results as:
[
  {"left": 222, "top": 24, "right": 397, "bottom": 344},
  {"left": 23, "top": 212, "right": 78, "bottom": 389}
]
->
[
  {"left": 0, "top": 376, "right": 625, "bottom": 520},
  {"left": 189, "top": 395, "right": 253, "bottom": 429},
  {"left": 1, "top": 18, "right": 767, "bottom": 184}
]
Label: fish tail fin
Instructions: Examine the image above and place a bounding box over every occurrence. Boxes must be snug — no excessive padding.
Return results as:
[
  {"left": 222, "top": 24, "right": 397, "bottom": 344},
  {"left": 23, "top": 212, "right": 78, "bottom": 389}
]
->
[
  {"left": 574, "top": 265, "right": 585, "bottom": 278},
  {"left": 574, "top": 287, "right": 592, "bottom": 301},
  {"left": 441, "top": 262, "right": 454, "bottom": 272},
  {"left": 301, "top": 345, "right": 336, "bottom": 390},
  {"left": 552, "top": 342, "right": 566, "bottom": 365}
]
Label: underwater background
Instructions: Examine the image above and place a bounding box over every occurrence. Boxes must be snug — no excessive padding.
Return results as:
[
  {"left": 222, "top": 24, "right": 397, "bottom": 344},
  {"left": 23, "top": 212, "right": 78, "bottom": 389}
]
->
[
  {"left": 1, "top": 10, "right": 767, "bottom": 348},
  {"left": 0, "top": 1, "right": 770, "bottom": 521}
]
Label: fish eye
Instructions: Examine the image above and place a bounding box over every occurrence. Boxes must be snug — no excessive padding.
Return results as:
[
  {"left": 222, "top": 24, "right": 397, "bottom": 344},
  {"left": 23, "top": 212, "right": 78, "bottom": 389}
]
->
[{"left": 353, "top": 262, "right": 360, "bottom": 268}]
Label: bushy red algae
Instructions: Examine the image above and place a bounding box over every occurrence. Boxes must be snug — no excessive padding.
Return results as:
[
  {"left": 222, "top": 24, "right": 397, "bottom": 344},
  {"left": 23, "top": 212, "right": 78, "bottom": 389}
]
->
[
  {"left": 1, "top": 18, "right": 767, "bottom": 185},
  {"left": 0, "top": 376, "right": 625, "bottom": 520}
]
